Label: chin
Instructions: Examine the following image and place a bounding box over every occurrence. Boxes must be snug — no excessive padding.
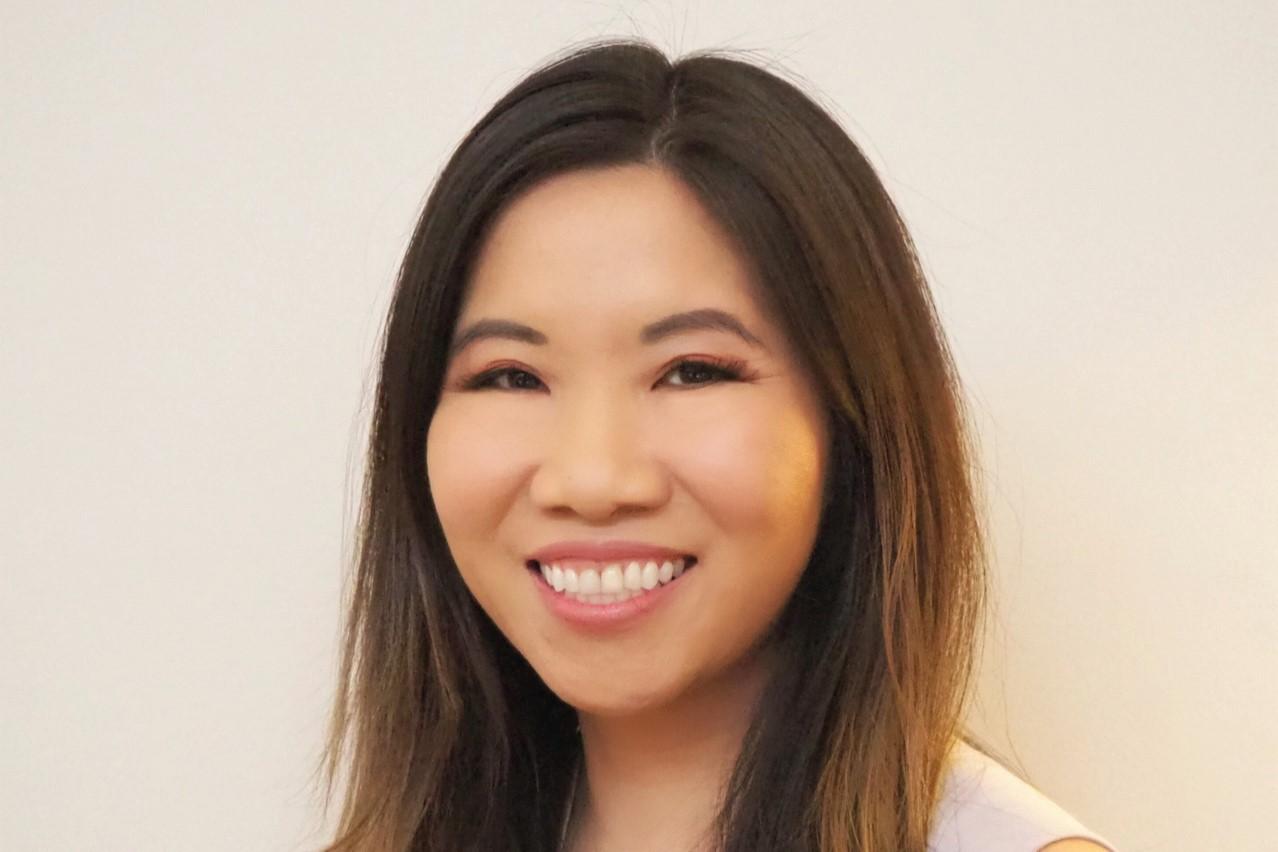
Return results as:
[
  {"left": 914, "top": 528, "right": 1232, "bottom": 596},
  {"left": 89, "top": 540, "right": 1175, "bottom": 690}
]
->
[{"left": 538, "top": 664, "right": 685, "bottom": 718}]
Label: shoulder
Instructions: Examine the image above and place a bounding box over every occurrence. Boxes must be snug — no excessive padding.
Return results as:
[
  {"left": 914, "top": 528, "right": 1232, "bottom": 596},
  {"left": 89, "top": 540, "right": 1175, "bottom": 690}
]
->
[{"left": 928, "top": 740, "right": 1119, "bottom": 852}]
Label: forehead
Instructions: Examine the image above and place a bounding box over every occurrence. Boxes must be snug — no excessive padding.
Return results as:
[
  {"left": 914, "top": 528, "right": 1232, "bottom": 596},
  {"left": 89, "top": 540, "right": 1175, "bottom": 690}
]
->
[{"left": 460, "top": 165, "right": 769, "bottom": 329}]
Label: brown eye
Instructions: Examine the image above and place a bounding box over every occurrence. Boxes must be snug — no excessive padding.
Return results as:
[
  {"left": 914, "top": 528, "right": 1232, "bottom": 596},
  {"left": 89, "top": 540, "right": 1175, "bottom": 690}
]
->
[
  {"left": 662, "top": 358, "right": 748, "bottom": 388},
  {"left": 462, "top": 368, "right": 544, "bottom": 391}
]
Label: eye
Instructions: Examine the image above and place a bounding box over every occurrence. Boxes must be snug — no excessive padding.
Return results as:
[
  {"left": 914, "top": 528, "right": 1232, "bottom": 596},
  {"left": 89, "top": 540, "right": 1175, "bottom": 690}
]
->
[
  {"left": 662, "top": 357, "right": 749, "bottom": 387},
  {"left": 457, "top": 357, "right": 746, "bottom": 393},
  {"left": 460, "top": 367, "right": 544, "bottom": 393}
]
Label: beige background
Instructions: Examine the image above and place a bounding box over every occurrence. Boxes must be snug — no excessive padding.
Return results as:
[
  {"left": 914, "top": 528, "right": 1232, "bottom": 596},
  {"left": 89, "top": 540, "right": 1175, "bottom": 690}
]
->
[{"left": 2, "top": 2, "right": 1273, "bottom": 850}]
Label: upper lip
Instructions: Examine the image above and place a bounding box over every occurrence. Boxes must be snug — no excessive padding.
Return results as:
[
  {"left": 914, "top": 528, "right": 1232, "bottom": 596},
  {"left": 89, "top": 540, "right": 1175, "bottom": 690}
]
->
[{"left": 528, "top": 539, "right": 694, "bottom": 565}]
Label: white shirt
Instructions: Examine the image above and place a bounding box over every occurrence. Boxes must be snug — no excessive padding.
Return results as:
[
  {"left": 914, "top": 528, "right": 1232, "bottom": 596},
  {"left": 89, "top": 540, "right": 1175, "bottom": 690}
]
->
[{"left": 928, "top": 740, "right": 1119, "bottom": 851}]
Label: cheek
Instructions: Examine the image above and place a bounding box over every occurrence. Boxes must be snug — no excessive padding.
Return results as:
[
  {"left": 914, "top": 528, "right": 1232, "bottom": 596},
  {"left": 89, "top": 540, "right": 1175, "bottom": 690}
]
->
[
  {"left": 661, "top": 395, "right": 826, "bottom": 530},
  {"left": 425, "top": 404, "right": 528, "bottom": 541}
]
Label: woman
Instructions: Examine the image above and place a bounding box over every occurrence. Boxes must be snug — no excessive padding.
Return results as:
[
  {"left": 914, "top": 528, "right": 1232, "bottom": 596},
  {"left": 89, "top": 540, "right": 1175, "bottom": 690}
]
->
[{"left": 316, "top": 37, "right": 1118, "bottom": 852}]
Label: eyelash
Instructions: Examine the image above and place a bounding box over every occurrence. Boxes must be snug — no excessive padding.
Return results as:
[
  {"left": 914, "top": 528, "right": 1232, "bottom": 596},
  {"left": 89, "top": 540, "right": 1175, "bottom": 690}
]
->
[{"left": 458, "top": 357, "right": 752, "bottom": 392}]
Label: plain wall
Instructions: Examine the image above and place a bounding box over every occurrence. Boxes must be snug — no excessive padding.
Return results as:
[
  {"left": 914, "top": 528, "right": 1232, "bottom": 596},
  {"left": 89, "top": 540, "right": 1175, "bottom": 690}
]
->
[{"left": 2, "top": 2, "right": 1273, "bottom": 850}]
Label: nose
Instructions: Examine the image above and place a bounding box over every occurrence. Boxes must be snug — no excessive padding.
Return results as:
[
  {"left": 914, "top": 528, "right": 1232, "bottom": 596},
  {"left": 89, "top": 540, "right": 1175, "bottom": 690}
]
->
[{"left": 527, "top": 391, "right": 669, "bottom": 522}]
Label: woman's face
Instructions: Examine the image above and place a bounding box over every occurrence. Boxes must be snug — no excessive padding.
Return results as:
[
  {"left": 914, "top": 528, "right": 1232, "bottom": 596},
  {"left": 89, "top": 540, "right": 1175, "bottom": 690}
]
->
[{"left": 426, "top": 164, "right": 828, "bottom": 716}]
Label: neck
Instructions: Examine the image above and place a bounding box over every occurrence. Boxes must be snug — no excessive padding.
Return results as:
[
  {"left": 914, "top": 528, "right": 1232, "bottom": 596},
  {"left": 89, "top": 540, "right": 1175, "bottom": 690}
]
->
[{"left": 565, "top": 645, "right": 774, "bottom": 852}]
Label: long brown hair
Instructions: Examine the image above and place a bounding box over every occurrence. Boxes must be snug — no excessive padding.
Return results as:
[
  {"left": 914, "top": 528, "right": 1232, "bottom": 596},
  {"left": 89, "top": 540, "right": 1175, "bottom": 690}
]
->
[{"left": 315, "top": 36, "right": 991, "bottom": 851}]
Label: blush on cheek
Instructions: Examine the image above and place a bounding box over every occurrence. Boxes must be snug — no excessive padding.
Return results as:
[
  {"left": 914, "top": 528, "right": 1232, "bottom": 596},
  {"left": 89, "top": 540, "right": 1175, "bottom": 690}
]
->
[
  {"left": 763, "top": 423, "right": 826, "bottom": 509},
  {"left": 668, "top": 409, "right": 824, "bottom": 525},
  {"left": 427, "top": 410, "right": 540, "bottom": 542}
]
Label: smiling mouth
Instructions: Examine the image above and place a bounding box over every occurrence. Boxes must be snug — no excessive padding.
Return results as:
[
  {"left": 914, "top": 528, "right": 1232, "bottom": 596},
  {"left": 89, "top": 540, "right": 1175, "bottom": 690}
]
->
[{"left": 526, "top": 555, "right": 697, "bottom": 604}]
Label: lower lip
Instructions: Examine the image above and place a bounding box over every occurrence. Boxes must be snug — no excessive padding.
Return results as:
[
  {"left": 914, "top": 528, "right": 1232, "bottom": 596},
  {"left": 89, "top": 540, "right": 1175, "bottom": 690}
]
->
[{"left": 530, "top": 560, "right": 696, "bottom": 631}]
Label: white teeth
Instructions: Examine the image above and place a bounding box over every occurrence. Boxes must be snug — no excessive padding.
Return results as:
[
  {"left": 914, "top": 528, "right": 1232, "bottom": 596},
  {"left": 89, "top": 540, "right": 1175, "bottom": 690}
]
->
[
  {"left": 541, "top": 557, "right": 691, "bottom": 604},
  {"left": 658, "top": 560, "right": 674, "bottom": 584},
  {"left": 640, "top": 560, "right": 659, "bottom": 590},
  {"left": 600, "top": 563, "right": 624, "bottom": 593},
  {"left": 573, "top": 589, "right": 639, "bottom": 605},
  {"left": 623, "top": 561, "right": 642, "bottom": 591}
]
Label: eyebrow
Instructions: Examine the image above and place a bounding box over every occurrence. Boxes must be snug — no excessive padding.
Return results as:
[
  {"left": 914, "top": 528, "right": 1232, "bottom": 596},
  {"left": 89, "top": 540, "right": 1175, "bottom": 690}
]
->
[{"left": 447, "top": 308, "right": 766, "bottom": 359}]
